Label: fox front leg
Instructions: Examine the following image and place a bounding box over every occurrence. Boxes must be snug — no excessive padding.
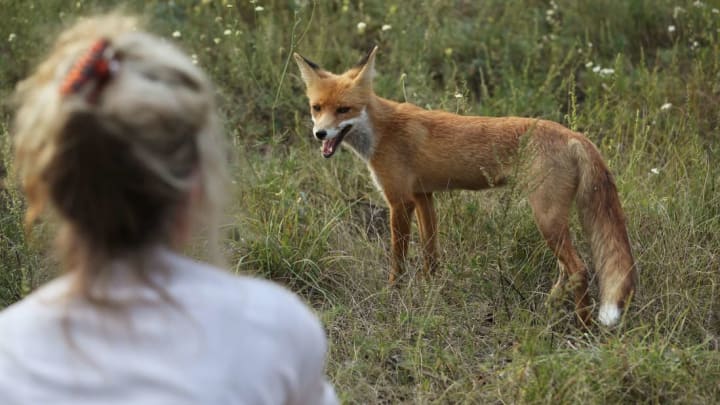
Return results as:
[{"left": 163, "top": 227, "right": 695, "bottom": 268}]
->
[
  {"left": 388, "top": 200, "right": 415, "bottom": 283},
  {"left": 413, "top": 192, "right": 438, "bottom": 276}
]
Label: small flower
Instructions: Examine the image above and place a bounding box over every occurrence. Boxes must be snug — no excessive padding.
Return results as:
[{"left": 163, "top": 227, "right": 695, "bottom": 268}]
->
[
  {"left": 599, "top": 68, "right": 615, "bottom": 76},
  {"left": 592, "top": 65, "right": 601, "bottom": 73},
  {"left": 444, "top": 47, "right": 453, "bottom": 57},
  {"left": 254, "top": 6, "right": 264, "bottom": 11},
  {"left": 693, "top": 1, "right": 705, "bottom": 8},
  {"left": 172, "top": 31, "right": 181, "bottom": 38},
  {"left": 224, "top": 29, "right": 232, "bottom": 36},
  {"left": 381, "top": 24, "right": 392, "bottom": 31},
  {"left": 546, "top": 9, "right": 555, "bottom": 16},
  {"left": 660, "top": 102, "right": 672, "bottom": 111},
  {"left": 213, "top": 37, "right": 221, "bottom": 44},
  {"left": 454, "top": 92, "right": 463, "bottom": 99},
  {"left": 191, "top": 54, "right": 198, "bottom": 65},
  {"left": 587, "top": 42, "right": 593, "bottom": 48},
  {"left": 650, "top": 168, "right": 660, "bottom": 175},
  {"left": 668, "top": 25, "right": 676, "bottom": 33},
  {"left": 713, "top": 8, "right": 719, "bottom": 14},
  {"left": 585, "top": 61, "right": 594, "bottom": 68},
  {"left": 356, "top": 21, "right": 367, "bottom": 34},
  {"left": 691, "top": 40, "right": 699, "bottom": 50},
  {"left": 8, "top": 33, "right": 16, "bottom": 42}
]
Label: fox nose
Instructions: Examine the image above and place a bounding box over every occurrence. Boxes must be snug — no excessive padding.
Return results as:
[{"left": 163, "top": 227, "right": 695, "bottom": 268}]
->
[{"left": 315, "top": 130, "right": 327, "bottom": 140}]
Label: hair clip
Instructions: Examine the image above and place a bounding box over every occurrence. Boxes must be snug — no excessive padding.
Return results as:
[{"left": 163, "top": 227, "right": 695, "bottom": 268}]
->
[{"left": 60, "top": 38, "right": 118, "bottom": 100}]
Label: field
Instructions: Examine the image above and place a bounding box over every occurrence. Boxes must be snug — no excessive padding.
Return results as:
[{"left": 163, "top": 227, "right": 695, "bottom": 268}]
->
[{"left": 2, "top": 0, "right": 720, "bottom": 403}]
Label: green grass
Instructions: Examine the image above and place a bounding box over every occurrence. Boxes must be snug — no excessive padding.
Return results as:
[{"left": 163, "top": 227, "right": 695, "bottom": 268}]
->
[{"left": 2, "top": 0, "right": 720, "bottom": 403}]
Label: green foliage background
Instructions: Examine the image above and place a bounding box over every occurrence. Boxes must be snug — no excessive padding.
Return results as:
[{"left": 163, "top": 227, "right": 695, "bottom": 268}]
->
[{"left": 1, "top": 0, "right": 719, "bottom": 403}]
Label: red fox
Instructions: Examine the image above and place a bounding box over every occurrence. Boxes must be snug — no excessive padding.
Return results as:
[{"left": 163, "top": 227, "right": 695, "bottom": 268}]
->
[{"left": 294, "top": 46, "right": 636, "bottom": 327}]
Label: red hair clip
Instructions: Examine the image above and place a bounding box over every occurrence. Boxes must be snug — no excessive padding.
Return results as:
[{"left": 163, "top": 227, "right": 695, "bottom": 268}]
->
[{"left": 60, "top": 38, "right": 117, "bottom": 100}]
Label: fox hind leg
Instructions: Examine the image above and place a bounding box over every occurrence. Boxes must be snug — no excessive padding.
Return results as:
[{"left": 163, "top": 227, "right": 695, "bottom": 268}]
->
[{"left": 529, "top": 180, "right": 591, "bottom": 325}]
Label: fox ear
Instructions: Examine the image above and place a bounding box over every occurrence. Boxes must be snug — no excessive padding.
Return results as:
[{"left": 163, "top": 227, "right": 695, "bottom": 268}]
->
[
  {"left": 353, "top": 45, "right": 379, "bottom": 88},
  {"left": 293, "top": 53, "right": 322, "bottom": 87}
]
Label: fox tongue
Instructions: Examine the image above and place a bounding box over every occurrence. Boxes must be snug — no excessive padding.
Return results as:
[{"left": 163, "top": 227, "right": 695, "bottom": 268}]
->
[{"left": 322, "top": 139, "right": 335, "bottom": 156}]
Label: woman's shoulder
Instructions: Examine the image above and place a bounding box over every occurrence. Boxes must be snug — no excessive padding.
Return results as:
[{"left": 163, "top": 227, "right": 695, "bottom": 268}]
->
[{"left": 166, "top": 251, "right": 325, "bottom": 339}]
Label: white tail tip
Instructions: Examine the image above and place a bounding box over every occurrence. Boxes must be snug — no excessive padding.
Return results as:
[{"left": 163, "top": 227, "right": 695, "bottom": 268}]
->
[{"left": 598, "top": 303, "right": 621, "bottom": 326}]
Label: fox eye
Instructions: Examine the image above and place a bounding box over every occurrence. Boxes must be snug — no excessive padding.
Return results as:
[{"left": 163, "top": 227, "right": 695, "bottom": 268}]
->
[
  {"left": 312, "top": 104, "right": 321, "bottom": 112},
  {"left": 336, "top": 106, "right": 351, "bottom": 114}
]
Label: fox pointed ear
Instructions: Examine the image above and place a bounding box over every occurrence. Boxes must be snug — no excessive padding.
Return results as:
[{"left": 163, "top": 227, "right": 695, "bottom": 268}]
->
[
  {"left": 293, "top": 52, "right": 322, "bottom": 87},
  {"left": 353, "top": 45, "right": 379, "bottom": 88}
]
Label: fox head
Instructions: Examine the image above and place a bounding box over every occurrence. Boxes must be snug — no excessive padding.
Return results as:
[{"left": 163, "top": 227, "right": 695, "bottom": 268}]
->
[{"left": 293, "top": 46, "right": 377, "bottom": 158}]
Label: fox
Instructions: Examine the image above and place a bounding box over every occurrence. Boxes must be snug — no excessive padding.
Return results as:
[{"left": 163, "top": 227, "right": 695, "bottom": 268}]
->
[{"left": 293, "top": 46, "right": 637, "bottom": 327}]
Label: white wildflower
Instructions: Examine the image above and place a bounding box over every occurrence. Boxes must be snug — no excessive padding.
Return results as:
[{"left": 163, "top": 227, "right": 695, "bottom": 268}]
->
[
  {"left": 191, "top": 54, "right": 198, "bottom": 65},
  {"left": 454, "top": 92, "right": 463, "bottom": 99},
  {"left": 546, "top": 9, "right": 555, "bottom": 16},
  {"left": 254, "top": 6, "right": 264, "bottom": 11},
  {"left": 172, "top": 31, "right": 181, "bottom": 38},
  {"left": 224, "top": 29, "right": 232, "bottom": 36},
  {"left": 592, "top": 65, "right": 601, "bottom": 73},
  {"left": 713, "top": 8, "right": 719, "bottom": 14},
  {"left": 381, "top": 24, "right": 392, "bottom": 31},
  {"left": 668, "top": 25, "right": 676, "bottom": 33},
  {"left": 585, "top": 61, "right": 594, "bottom": 68},
  {"left": 444, "top": 47, "right": 453, "bottom": 57},
  {"left": 599, "top": 68, "right": 615, "bottom": 76},
  {"left": 587, "top": 42, "right": 593, "bottom": 48},
  {"left": 691, "top": 40, "right": 699, "bottom": 50},
  {"left": 213, "top": 37, "right": 221, "bottom": 44},
  {"left": 357, "top": 21, "right": 367, "bottom": 34},
  {"left": 650, "top": 168, "right": 660, "bottom": 175},
  {"left": 8, "top": 33, "right": 16, "bottom": 42},
  {"left": 693, "top": 1, "right": 705, "bottom": 8},
  {"left": 660, "top": 102, "right": 672, "bottom": 111}
]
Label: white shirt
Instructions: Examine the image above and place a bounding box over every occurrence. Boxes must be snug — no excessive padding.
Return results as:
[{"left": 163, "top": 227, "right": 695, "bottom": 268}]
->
[{"left": 0, "top": 249, "right": 338, "bottom": 405}]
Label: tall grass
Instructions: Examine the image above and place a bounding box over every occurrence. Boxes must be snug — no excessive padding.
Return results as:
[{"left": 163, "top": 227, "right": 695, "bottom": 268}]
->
[{"left": 2, "top": 0, "right": 719, "bottom": 403}]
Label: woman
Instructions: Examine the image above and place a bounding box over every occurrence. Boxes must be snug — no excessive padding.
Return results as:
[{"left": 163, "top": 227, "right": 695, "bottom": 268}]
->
[{"left": 0, "top": 14, "right": 338, "bottom": 405}]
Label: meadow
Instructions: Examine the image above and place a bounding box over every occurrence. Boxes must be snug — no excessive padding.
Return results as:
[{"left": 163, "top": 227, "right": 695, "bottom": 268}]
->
[{"left": 2, "top": 0, "right": 720, "bottom": 403}]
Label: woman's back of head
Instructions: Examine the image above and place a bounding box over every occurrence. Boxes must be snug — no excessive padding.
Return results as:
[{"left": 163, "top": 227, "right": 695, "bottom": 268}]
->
[{"left": 13, "top": 14, "right": 227, "bottom": 298}]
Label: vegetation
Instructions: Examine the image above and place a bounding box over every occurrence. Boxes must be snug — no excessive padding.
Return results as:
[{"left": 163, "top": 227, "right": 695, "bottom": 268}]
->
[{"left": 2, "top": 0, "right": 719, "bottom": 403}]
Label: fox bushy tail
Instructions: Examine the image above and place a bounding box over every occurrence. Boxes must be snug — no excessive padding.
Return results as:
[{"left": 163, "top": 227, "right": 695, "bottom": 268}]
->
[{"left": 573, "top": 139, "right": 637, "bottom": 326}]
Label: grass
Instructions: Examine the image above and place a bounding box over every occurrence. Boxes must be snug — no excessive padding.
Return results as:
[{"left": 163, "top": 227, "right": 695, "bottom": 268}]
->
[{"left": 2, "top": 0, "right": 720, "bottom": 403}]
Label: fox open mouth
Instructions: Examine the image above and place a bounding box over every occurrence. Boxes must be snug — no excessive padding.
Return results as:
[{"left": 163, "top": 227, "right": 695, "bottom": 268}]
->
[{"left": 321, "top": 125, "right": 353, "bottom": 158}]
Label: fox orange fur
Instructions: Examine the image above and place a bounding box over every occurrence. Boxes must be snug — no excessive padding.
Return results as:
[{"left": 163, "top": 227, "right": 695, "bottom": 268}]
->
[{"left": 294, "top": 46, "right": 636, "bottom": 327}]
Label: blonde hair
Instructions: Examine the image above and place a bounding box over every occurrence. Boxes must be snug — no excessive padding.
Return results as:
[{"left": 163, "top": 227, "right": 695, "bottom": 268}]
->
[{"left": 13, "top": 15, "right": 228, "bottom": 302}]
